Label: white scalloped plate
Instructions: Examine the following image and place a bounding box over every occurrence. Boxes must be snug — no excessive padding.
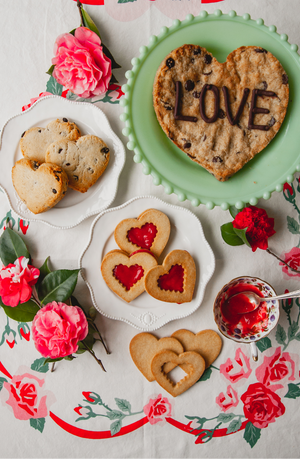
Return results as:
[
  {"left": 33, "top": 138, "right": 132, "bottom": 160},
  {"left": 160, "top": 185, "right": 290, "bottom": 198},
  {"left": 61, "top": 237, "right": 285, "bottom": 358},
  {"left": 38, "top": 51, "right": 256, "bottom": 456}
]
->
[
  {"left": 0, "top": 95, "right": 125, "bottom": 229},
  {"left": 79, "top": 196, "right": 215, "bottom": 331}
]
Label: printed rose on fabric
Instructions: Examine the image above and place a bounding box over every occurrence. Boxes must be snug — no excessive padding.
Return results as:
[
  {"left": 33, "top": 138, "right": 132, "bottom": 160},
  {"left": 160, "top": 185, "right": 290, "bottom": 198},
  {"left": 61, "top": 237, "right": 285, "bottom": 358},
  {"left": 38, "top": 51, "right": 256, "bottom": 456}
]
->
[
  {"left": 280, "top": 247, "right": 300, "bottom": 278},
  {"left": 22, "top": 92, "right": 53, "bottom": 111},
  {"left": 31, "top": 302, "right": 88, "bottom": 358},
  {"left": 216, "top": 385, "right": 239, "bottom": 412},
  {"left": 52, "top": 27, "right": 111, "bottom": 98},
  {"left": 0, "top": 368, "right": 55, "bottom": 421},
  {"left": 143, "top": 394, "right": 172, "bottom": 425},
  {"left": 0, "top": 256, "right": 40, "bottom": 307},
  {"left": 220, "top": 348, "right": 252, "bottom": 385},
  {"left": 82, "top": 391, "right": 101, "bottom": 404},
  {"left": 232, "top": 206, "right": 276, "bottom": 252},
  {"left": 255, "top": 347, "right": 299, "bottom": 397},
  {"left": 241, "top": 383, "right": 285, "bottom": 429}
]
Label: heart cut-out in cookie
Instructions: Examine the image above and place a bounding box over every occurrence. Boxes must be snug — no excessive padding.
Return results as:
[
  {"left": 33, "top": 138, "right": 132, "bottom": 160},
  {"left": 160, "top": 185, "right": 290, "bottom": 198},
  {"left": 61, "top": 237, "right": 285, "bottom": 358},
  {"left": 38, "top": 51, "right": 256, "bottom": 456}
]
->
[
  {"left": 101, "top": 249, "right": 157, "bottom": 303},
  {"left": 151, "top": 350, "right": 205, "bottom": 397},
  {"left": 12, "top": 159, "right": 68, "bottom": 214},
  {"left": 45, "top": 135, "right": 110, "bottom": 193},
  {"left": 153, "top": 45, "right": 289, "bottom": 181},
  {"left": 114, "top": 208, "right": 170, "bottom": 258},
  {"left": 130, "top": 332, "right": 184, "bottom": 382},
  {"left": 20, "top": 118, "right": 81, "bottom": 163},
  {"left": 145, "top": 250, "right": 196, "bottom": 303}
]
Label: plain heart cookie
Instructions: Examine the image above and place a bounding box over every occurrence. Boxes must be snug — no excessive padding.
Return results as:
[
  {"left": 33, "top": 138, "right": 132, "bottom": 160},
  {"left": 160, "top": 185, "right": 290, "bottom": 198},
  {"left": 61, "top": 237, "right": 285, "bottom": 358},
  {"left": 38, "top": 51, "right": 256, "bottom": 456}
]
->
[
  {"left": 101, "top": 249, "right": 158, "bottom": 302},
  {"left": 114, "top": 208, "right": 171, "bottom": 258},
  {"left": 145, "top": 250, "right": 196, "bottom": 303},
  {"left": 12, "top": 159, "right": 68, "bottom": 214},
  {"left": 153, "top": 44, "right": 289, "bottom": 181},
  {"left": 45, "top": 135, "right": 110, "bottom": 193},
  {"left": 20, "top": 118, "right": 81, "bottom": 163}
]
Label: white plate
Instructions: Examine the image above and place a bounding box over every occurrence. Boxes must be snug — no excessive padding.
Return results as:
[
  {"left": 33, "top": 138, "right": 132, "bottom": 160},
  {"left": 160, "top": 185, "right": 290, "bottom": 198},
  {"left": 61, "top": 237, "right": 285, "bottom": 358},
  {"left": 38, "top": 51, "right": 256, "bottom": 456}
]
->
[
  {"left": 79, "top": 196, "right": 215, "bottom": 330},
  {"left": 0, "top": 95, "right": 125, "bottom": 229}
]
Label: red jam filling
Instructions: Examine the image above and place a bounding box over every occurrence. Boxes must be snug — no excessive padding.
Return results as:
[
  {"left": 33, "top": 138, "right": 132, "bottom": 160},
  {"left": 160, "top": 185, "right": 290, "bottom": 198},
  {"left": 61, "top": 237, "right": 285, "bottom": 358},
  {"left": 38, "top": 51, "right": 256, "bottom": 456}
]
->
[
  {"left": 113, "top": 264, "right": 144, "bottom": 291},
  {"left": 158, "top": 264, "right": 184, "bottom": 293},
  {"left": 220, "top": 283, "right": 268, "bottom": 336},
  {"left": 127, "top": 223, "right": 157, "bottom": 249}
]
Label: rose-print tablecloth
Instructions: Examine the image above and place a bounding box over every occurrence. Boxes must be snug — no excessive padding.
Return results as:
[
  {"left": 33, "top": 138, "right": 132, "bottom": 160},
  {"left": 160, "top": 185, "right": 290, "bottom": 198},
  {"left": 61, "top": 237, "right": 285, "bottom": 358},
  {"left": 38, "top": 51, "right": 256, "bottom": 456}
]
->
[{"left": 1, "top": 1, "right": 300, "bottom": 457}]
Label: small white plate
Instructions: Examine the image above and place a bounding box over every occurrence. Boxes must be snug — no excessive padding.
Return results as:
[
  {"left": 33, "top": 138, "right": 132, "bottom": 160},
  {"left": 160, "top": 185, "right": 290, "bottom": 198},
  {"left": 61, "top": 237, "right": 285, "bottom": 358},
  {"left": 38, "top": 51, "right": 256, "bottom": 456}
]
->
[
  {"left": 79, "top": 196, "right": 215, "bottom": 330},
  {"left": 0, "top": 95, "right": 125, "bottom": 229}
]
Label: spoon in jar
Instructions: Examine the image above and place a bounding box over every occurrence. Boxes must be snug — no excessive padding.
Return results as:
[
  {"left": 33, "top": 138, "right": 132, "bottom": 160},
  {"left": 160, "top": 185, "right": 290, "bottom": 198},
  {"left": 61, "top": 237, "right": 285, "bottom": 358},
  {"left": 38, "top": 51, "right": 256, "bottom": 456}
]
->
[{"left": 233, "top": 288, "right": 300, "bottom": 313}]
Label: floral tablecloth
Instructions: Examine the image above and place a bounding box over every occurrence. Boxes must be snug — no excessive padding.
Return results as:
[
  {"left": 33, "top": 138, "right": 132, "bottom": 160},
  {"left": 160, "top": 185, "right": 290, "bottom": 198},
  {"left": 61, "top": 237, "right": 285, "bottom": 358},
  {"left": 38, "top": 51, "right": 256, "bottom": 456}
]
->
[{"left": 1, "top": 1, "right": 300, "bottom": 457}]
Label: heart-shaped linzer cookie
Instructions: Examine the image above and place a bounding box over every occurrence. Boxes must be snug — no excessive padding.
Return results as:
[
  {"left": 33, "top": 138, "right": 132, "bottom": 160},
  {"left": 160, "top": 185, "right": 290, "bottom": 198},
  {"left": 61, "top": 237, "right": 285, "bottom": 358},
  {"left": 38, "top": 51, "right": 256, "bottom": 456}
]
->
[
  {"left": 153, "top": 45, "right": 289, "bottom": 181},
  {"left": 130, "top": 332, "right": 184, "bottom": 382},
  {"left": 151, "top": 350, "right": 205, "bottom": 397},
  {"left": 45, "top": 135, "right": 110, "bottom": 193},
  {"left": 114, "top": 209, "right": 171, "bottom": 258},
  {"left": 20, "top": 118, "right": 81, "bottom": 163},
  {"left": 101, "top": 249, "right": 157, "bottom": 303},
  {"left": 145, "top": 250, "right": 196, "bottom": 303}
]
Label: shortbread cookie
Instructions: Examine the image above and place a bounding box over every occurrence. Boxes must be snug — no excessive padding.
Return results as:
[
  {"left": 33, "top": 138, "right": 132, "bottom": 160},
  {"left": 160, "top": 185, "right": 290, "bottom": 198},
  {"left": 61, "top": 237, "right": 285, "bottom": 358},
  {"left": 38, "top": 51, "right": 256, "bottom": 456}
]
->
[
  {"left": 45, "top": 135, "right": 110, "bottom": 193},
  {"left": 130, "top": 332, "right": 184, "bottom": 382},
  {"left": 12, "top": 159, "right": 68, "bottom": 214},
  {"left": 101, "top": 249, "right": 157, "bottom": 303},
  {"left": 153, "top": 44, "right": 289, "bottom": 181},
  {"left": 114, "top": 208, "right": 171, "bottom": 258},
  {"left": 20, "top": 118, "right": 81, "bottom": 163},
  {"left": 145, "top": 250, "right": 196, "bottom": 303}
]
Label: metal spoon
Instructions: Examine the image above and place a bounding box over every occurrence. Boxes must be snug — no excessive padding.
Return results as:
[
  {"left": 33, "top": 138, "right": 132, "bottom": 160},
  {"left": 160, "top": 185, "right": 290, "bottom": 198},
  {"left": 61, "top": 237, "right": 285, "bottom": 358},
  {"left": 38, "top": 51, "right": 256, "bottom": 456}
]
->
[{"left": 233, "top": 288, "right": 300, "bottom": 313}]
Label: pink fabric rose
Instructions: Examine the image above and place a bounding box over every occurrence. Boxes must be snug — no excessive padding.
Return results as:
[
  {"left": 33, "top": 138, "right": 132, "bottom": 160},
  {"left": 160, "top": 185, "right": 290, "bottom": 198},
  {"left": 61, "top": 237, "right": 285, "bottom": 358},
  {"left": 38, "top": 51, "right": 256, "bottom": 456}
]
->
[
  {"left": 216, "top": 385, "right": 239, "bottom": 412},
  {"left": 0, "top": 256, "right": 39, "bottom": 307},
  {"left": 220, "top": 348, "right": 252, "bottom": 385},
  {"left": 52, "top": 27, "right": 111, "bottom": 98},
  {"left": 280, "top": 247, "right": 300, "bottom": 278},
  {"left": 22, "top": 92, "right": 53, "bottom": 111},
  {"left": 143, "top": 394, "right": 172, "bottom": 425},
  {"left": 32, "top": 302, "right": 88, "bottom": 358}
]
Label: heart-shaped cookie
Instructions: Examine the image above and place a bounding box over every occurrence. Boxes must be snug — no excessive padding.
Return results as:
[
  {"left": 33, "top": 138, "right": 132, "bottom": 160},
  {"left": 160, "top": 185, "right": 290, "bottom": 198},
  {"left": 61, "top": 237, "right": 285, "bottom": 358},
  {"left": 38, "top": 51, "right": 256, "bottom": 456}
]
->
[
  {"left": 45, "top": 135, "right": 110, "bottom": 193},
  {"left": 151, "top": 350, "right": 205, "bottom": 397},
  {"left": 12, "top": 159, "right": 68, "bottom": 214},
  {"left": 20, "top": 118, "right": 81, "bottom": 163},
  {"left": 153, "top": 45, "right": 289, "bottom": 181},
  {"left": 114, "top": 209, "right": 170, "bottom": 258},
  {"left": 145, "top": 250, "right": 196, "bottom": 303},
  {"left": 129, "top": 332, "right": 184, "bottom": 382},
  {"left": 101, "top": 249, "right": 157, "bottom": 302}
]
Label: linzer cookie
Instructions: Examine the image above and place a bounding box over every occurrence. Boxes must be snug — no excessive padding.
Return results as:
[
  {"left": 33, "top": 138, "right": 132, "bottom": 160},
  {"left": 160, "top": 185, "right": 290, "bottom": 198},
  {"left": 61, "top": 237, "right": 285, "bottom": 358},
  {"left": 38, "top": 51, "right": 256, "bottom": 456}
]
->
[
  {"left": 145, "top": 249, "right": 196, "bottom": 303},
  {"left": 114, "top": 209, "right": 171, "bottom": 258},
  {"left": 153, "top": 44, "right": 289, "bottom": 181},
  {"left": 101, "top": 249, "right": 157, "bottom": 303}
]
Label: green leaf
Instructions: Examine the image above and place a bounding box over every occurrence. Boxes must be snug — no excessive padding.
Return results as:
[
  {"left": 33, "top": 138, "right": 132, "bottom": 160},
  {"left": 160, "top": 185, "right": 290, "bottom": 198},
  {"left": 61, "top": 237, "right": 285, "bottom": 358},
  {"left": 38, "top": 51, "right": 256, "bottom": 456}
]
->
[
  {"left": 227, "top": 418, "right": 242, "bottom": 434},
  {"left": 287, "top": 216, "right": 300, "bottom": 235},
  {"left": 1, "top": 299, "right": 39, "bottom": 322},
  {"left": 275, "top": 323, "right": 287, "bottom": 346},
  {"left": 64, "top": 355, "right": 76, "bottom": 361},
  {"left": 110, "top": 419, "right": 122, "bottom": 436},
  {"left": 81, "top": 8, "right": 101, "bottom": 37},
  {"left": 217, "top": 413, "right": 235, "bottom": 423},
  {"left": 256, "top": 336, "right": 272, "bottom": 352},
  {"left": 44, "top": 357, "right": 64, "bottom": 365},
  {"left": 102, "top": 43, "right": 121, "bottom": 70},
  {"left": 46, "top": 75, "right": 63, "bottom": 96},
  {"left": 0, "top": 377, "right": 8, "bottom": 391},
  {"left": 118, "top": 0, "right": 137, "bottom": 3},
  {"left": 38, "top": 257, "right": 51, "bottom": 281},
  {"left": 38, "top": 269, "right": 79, "bottom": 304},
  {"left": 197, "top": 367, "right": 212, "bottom": 382},
  {"left": 285, "top": 383, "right": 300, "bottom": 399},
  {"left": 244, "top": 422, "right": 261, "bottom": 448},
  {"left": 31, "top": 358, "right": 49, "bottom": 373},
  {"left": 288, "top": 321, "right": 299, "bottom": 341},
  {"left": 221, "top": 222, "right": 245, "bottom": 246},
  {"left": 232, "top": 227, "right": 251, "bottom": 247},
  {"left": 229, "top": 206, "right": 240, "bottom": 219},
  {"left": 0, "top": 228, "right": 30, "bottom": 265},
  {"left": 294, "top": 332, "right": 300, "bottom": 341},
  {"left": 115, "top": 398, "right": 131, "bottom": 413},
  {"left": 30, "top": 417, "right": 46, "bottom": 433},
  {"left": 46, "top": 64, "right": 54, "bottom": 76},
  {"left": 106, "top": 410, "right": 124, "bottom": 421}
]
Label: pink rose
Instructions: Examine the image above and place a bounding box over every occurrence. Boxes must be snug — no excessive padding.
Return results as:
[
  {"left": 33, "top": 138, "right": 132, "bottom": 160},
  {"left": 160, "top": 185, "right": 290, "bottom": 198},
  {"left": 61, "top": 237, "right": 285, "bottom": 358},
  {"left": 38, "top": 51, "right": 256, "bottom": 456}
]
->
[
  {"left": 52, "top": 27, "right": 111, "bottom": 98},
  {"left": 216, "top": 385, "right": 239, "bottom": 412},
  {"left": 220, "top": 348, "right": 252, "bottom": 385},
  {"left": 0, "top": 256, "right": 39, "bottom": 307},
  {"left": 31, "top": 302, "right": 88, "bottom": 358},
  {"left": 143, "top": 394, "right": 172, "bottom": 425},
  {"left": 255, "top": 347, "right": 299, "bottom": 397},
  {"left": 280, "top": 247, "right": 300, "bottom": 278}
]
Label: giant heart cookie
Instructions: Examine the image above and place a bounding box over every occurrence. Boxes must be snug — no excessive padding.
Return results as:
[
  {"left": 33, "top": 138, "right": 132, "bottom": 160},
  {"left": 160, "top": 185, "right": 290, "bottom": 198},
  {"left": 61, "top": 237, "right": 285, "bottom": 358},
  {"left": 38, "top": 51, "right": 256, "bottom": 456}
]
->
[
  {"left": 114, "top": 209, "right": 171, "bottom": 258},
  {"left": 151, "top": 350, "right": 205, "bottom": 397},
  {"left": 12, "top": 159, "right": 68, "bottom": 214},
  {"left": 20, "top": 118, "right": 81, "bottom": 163},
  {"left": 153, "top": 45, "right": 289, "bottom": 181},
  {"left": 101, "top": 249, "right": 157, "bottom": 303},
  {"left": 130, "top": 332, "right": 184, "bottom": 382},
  {"left": 145, "top": 250, "right": 196, "bottom": 303}
]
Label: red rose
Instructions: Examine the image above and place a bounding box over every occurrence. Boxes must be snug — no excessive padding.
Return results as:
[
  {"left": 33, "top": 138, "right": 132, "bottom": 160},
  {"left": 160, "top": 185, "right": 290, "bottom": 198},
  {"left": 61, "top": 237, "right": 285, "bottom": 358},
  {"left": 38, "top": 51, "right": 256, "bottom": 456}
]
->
[
  {"left": 233, "top": 206, "right": 276, "bottom": 252},
  {"left": 241, "top": 383, "right": 285, "bottom": 428}
]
